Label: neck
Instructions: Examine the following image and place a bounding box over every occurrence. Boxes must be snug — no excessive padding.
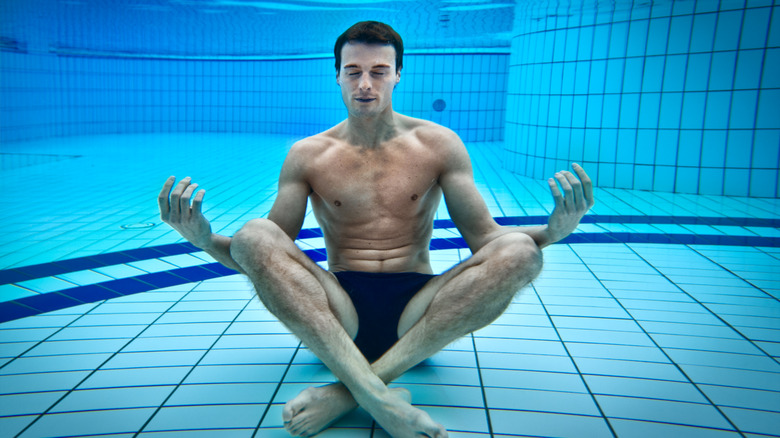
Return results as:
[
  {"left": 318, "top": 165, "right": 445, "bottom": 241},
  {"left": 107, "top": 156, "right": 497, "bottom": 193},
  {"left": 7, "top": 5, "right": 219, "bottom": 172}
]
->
[{"left": 344, "top": 110, "right": 398, "bottom": 148}]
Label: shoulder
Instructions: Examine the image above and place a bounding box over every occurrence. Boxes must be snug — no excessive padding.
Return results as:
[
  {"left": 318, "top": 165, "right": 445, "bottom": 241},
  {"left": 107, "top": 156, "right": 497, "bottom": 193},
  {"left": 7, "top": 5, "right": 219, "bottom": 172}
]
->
[
  {"left": 399, "top": 116, "right": 470, "bottom": 172},
  {"left": 397, "top": 114, "right": 466, "bottom": 156},
  {"left": 288, "top": 132, "right": 332, "bottom": 158},
  {"left": 285, "top": 129, "right": 340, "bottom": 167},
  {"left": 277, "top": 136, "right": 324, "bottom": 184}
]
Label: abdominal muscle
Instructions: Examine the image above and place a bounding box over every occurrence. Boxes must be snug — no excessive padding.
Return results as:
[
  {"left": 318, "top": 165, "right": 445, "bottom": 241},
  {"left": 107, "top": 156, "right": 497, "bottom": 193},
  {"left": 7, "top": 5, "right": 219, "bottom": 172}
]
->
[
  {"left": 311, "top": 194, "right": 438, "bottom": 274},
  {"left": 328, "top": 238, "right": 433, "bottom": 273}
]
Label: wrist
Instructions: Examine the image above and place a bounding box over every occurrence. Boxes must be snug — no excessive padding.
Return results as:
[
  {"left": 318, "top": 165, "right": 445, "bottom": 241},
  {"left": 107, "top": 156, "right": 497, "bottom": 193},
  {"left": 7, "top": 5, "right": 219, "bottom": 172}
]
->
[
  {"left": 193, "top": 233, "right": 216, "bottom": 251},
  {"left": 541, "top": 225, "right": 557, "bottom": 247}
]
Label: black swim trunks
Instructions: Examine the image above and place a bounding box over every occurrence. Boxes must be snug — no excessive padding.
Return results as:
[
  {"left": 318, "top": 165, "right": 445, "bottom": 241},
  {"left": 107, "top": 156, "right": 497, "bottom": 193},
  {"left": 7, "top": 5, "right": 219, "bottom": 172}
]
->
[{"left": 333, "top": 271, "right": 436, "bottom": 363}]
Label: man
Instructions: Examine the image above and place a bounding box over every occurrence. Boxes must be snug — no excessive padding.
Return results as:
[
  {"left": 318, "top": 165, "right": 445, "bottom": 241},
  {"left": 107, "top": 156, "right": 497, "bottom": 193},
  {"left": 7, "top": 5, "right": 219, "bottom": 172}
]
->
[{"left": 158, "top": 21, "right": 593, "bottom": 438}]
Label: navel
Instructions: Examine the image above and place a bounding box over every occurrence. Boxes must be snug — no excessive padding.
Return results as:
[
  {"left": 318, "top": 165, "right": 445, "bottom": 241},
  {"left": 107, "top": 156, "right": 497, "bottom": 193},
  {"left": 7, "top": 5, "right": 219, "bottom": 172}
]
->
[
  {"left": 411, "top": 194, "right": 419, "bottom": 201},
  {"left": 334, "top": 200, "right": 342, "bottom": 207}
]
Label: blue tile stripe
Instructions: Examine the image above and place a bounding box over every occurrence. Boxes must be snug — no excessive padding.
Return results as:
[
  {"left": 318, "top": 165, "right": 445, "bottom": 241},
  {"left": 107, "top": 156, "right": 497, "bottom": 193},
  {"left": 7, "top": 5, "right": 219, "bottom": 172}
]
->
[
  {"left": 2, "top": 215, "right": 777, "bottom": 286},
  {"left": 0, "top": 242, "right": 199, "bottom": 286},
  {"left": 0, "top": 262, "right": 239, "bottom": 324},
  {"left": 0, "top": 215, "right": 778, "bottom": 324}
]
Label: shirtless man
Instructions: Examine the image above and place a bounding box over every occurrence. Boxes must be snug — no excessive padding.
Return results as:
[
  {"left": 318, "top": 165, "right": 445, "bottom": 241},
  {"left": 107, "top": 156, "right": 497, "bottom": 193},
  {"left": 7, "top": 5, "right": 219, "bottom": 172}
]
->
[{"left": 158, "top": 21, "right": 593, "bottom": 438}]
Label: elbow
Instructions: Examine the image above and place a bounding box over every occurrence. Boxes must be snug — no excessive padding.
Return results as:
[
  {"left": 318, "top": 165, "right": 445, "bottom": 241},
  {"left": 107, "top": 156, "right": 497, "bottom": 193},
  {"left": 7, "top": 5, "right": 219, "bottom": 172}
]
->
[{"left": 465, "top": 225, "right": 512, "bottom": 254}]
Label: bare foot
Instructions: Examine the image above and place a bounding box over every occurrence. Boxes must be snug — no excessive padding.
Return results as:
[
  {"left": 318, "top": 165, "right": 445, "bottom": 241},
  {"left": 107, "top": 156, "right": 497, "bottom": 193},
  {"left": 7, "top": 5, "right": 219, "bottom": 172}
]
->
[
  {"left": 364, "top": 389, "right": 448, "bottom": 438},
  {"left": 283, "top": 383, "right": 412, "bottom": 437}
]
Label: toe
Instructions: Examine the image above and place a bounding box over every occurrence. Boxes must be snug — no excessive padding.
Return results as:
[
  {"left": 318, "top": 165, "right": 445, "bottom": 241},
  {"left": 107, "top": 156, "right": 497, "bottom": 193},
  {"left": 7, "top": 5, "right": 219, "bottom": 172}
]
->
[
  {"left": 283, "top": 391, "right": 309, "bottom": 424},
  {"left": 421, "top": 417, "right": 448, "bottom": 438},
  {"left": 282, "top": 401, "right": 295, "bottom": 423}
]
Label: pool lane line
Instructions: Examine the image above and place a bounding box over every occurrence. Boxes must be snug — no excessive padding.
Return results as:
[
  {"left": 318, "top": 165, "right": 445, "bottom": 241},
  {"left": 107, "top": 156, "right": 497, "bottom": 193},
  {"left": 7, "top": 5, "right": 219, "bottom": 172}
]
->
[{"left": 2, "top": 215, "right": 777, "bottom": 286}]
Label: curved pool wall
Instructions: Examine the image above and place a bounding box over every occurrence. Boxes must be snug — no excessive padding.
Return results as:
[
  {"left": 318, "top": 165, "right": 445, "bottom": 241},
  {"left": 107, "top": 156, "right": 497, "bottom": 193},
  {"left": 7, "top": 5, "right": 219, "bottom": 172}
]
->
[{"left": 505, "top": 0, "right": 780, "bottom": 197}]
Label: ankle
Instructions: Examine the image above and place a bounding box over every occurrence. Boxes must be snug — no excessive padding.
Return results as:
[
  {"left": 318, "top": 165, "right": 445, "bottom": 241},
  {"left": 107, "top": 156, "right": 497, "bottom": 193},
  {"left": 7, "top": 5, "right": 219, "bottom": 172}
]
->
[{"left": 351, "top": 378, "right": 393, "bottom": 409}]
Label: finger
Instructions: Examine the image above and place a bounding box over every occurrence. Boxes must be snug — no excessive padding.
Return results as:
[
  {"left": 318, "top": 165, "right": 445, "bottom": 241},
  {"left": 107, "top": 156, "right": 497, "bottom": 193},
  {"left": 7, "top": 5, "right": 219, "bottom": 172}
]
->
[
  {"left": 157, "top": 176, "right": 176, "bottom": 220},
  {"left": 548, "top": 178, "right": 564, "bottom": 209},
  {"left": 555, "top": 172, "right": 574, "bottom": 210},
  {"left": 169, "top": 177, "right": 191, "bottom": 221},
  {"left": 561, "top": 170, "right": 583, "bottom": 208},
  {"left": 191, "top": 189, "right": 206, "bottom": 216},
  {"left": 180, "top": 183, "right": 198, "bottom": 218},
  {"left": 572, "top": 163, "right": 595, "bottom": 207}
]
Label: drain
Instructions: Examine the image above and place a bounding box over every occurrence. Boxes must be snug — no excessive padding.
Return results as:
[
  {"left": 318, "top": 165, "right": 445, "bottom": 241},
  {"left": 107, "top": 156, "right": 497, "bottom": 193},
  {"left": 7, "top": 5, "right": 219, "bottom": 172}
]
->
[{"left": 121, "top": 222, "right": 155, "bottom": 230}]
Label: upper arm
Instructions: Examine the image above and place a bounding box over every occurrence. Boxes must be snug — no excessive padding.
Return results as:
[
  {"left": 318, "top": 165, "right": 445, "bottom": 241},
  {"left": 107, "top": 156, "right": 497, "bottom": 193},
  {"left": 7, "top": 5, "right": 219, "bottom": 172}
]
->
[
  {"left": 267, "top": 142, "right": 311, "bottom": 240},
  {"left": 438, "top": 132, "right": 500, "bottom": 252}
]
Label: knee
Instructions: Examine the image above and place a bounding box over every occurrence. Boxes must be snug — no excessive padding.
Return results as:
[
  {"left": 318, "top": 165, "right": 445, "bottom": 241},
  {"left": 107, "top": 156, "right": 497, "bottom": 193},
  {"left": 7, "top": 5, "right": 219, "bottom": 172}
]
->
[
  {"left": 230, "top": 218, "right": 285, "bottom": 265},
  {"left": 492, "top": 232, "right": 543, "bottom": 280}
]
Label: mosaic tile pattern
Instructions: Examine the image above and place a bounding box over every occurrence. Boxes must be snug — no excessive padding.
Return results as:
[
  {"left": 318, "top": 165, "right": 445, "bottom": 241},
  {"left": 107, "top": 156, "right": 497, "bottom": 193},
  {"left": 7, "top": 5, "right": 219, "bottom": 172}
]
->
[
  {"left": 506, "top": 0, "right": 780, "bottom": 197},
  {"left": 1, "top": 134, "right": 779, "bottom": 437}
]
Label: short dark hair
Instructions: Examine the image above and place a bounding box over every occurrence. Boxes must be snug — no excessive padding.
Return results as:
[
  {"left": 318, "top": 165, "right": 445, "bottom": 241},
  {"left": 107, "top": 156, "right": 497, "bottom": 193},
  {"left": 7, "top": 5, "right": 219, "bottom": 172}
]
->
[{"left": 334, "top": 21, "right": 404, "bottom": 74}]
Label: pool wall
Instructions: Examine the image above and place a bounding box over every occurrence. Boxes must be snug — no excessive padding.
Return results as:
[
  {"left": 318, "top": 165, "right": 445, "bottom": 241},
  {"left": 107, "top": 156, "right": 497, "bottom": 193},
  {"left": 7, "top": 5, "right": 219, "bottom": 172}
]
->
[
  {"left": 1, "top": 48, "right": 507, "bottom": 143},
  {"left": 505, "top": 0, "right": 780, "bottom": 197},
  {"left": 1, "top": 0, "right": 778, "bottom": 198}
]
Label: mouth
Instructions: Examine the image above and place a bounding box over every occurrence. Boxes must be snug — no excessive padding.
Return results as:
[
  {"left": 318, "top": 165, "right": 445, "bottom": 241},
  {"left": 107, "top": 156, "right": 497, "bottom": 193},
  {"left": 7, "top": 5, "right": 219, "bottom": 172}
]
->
[{"left": 355, "top": 97, "right": 376, "bottom": 103}]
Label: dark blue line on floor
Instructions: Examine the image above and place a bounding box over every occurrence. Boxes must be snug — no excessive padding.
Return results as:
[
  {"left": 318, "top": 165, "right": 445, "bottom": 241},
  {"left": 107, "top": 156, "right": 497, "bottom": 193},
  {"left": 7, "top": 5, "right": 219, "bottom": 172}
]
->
[
  {"left": 2, "top": 215, "right": 778, "bottom": 286},
  {"left": 0, "top": 242, "right": 199, "bottom": 286},
  {"left": 1, "top": 216, "right": 779, "bottom": 324},
  {"left": 0, "top": 262, "right": 238, "bottom": 324}
]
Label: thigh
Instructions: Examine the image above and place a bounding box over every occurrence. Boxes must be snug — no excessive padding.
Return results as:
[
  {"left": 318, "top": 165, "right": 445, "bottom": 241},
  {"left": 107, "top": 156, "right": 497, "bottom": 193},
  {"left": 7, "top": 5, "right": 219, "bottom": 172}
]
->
[
  {"left": 319, "top": 270, "right": 359, "bottom": 339},
  {"left": 395, "top": 263, "right": 467, "bottom": 339},
  {"left": 284, "top": 249, "right": 359, "bottom": 340},
  {"left": 396, "top": 232, "right": 540, "bottom": 338},
  {"left": 236, "top": 219, "right": 359, "bottom": 339}
]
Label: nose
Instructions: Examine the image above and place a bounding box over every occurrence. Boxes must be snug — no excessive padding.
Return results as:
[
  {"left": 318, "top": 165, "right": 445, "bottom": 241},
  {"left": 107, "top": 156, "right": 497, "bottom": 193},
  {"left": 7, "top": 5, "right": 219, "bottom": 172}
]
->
[{"left": 359, "top": 73, "right": 371, "bottom": 91}]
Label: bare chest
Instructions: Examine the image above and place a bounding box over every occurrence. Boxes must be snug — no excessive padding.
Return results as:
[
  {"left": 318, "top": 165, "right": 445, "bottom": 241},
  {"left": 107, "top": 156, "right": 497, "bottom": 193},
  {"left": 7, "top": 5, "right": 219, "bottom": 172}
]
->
[{"left": 308, "top": 146, "right": 441, "bottom": 220}]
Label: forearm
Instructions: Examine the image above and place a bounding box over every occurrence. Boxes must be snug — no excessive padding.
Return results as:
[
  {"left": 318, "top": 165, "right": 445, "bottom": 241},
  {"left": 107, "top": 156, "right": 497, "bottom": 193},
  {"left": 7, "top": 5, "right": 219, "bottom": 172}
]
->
[
  {"left": 513, "top": 225, "right": 554, "bottom": 249},
  {"left": 470, "top": 224, "right": 552, "bottom": 254},
  {"left": 198, "top": 233, "right": 246, "bottom": 275}
]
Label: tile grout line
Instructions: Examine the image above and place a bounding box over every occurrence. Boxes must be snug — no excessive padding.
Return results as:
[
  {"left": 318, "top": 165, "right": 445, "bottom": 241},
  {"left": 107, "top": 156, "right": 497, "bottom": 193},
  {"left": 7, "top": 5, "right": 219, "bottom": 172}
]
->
[
  {"left": 684, "top": 244, "right": 780, "bottom": 305},
  {"left": 132, "top": 295, "right": 257, "bottom": 436},
  {"left": 252, "top": 341, "right": 302, "bottom": 436},
  {"left": 625, "top": 244, "right": 780, "bottom": 367},
  {"left": 530, "top": 282, "right": 619, "bottom": 438},
  {"left": 568, "top": 244, "right": 748, "bottom": 437},
  {"left": 475, "top": 143, "right": 535, "bottom": 217},
  {"left": 470, "top": 332, "right": 494, "bottom": 438},
  {"left": 757, "top": 246, "right": 780, "bottom": 258},
  {"left": 0, "top": 302, "right": 103, "bottom": 373},
  {"left": 13, "top": 282, "right": 203, "bottom": 438},
  {"left": 3, "top": 215, "right": 778, "bottom": 285}
]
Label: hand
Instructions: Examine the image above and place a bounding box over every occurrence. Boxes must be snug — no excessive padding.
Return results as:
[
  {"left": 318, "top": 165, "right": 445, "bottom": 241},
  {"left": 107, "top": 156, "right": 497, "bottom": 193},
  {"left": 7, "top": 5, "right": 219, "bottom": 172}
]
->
[
  {"left": 545, "top": 163, "right": 595, "bottom": 244},
  {"left": 158, "top": 176, "right": 213, "bottom": 249}
]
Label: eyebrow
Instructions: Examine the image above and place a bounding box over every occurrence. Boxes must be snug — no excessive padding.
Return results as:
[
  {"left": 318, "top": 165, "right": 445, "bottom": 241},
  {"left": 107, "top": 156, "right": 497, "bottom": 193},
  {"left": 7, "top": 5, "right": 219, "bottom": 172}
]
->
[{"left": 343, "top": 64, "right": 392, "bottom": 70}]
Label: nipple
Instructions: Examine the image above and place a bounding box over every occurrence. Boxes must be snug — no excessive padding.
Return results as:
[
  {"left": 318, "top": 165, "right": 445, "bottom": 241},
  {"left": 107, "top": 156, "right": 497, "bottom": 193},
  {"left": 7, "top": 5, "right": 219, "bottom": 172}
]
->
[
  {"left": 334, "top": 200, "right": 342, "bottom": 207},
  {"left": 411, "top": 194, "right": 419, "bottom": 201}
]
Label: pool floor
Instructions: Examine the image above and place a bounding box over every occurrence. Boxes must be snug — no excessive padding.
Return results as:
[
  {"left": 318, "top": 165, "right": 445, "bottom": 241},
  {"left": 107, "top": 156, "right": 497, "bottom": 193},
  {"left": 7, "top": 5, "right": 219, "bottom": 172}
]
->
[{"left": 0, "top": 133, "right": 779, "bottom": 437}]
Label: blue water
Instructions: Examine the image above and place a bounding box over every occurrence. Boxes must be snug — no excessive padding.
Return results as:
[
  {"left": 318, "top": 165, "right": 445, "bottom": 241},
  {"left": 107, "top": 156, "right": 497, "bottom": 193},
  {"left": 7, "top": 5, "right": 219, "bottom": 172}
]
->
[{"left": 0, "top": 1, "right": 779, "bottom": 437}]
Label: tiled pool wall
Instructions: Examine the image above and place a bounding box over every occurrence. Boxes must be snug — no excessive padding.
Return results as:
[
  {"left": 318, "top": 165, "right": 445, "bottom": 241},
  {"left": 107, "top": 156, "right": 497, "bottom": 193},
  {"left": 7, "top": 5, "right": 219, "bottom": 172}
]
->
[
  {"left": 505, "top": 0, "right": 780, "bottom": 197},
  {"left": 0, "top": 50, "right": 508, "bottom": 144},
  {"left": 2, "top": 0, "right": 779, "bottom": 199}
]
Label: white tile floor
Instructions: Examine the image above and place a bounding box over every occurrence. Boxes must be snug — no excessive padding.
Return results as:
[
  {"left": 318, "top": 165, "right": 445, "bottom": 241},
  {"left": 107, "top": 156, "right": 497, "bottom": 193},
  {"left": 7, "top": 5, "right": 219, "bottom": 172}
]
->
[{"left": 0, "top": 133, "right": 779, "bottom": 437}]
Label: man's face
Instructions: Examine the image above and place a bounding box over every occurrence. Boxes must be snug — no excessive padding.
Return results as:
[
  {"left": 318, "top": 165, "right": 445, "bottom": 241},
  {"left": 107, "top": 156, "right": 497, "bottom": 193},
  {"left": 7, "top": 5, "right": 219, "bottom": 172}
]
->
[{"left": 337, "top": 42, "right": 401, "bottom": 118}]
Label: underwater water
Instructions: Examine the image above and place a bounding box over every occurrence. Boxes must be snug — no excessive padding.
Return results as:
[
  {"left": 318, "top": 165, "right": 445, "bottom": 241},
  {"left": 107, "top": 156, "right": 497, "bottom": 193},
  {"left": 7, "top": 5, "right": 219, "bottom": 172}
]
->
[{"left": 0, "top": 1, "right": 779, "bottom": 437}]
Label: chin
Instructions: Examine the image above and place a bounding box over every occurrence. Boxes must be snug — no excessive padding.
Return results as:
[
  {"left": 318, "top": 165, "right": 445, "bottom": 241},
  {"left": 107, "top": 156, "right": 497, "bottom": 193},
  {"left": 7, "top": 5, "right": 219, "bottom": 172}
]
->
[{"left": 350, "top": 107, "right": 380, "bottom": 117}]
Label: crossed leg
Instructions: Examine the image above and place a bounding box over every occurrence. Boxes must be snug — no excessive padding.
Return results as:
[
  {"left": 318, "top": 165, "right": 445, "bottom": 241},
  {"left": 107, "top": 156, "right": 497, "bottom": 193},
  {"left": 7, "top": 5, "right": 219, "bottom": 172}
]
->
[{"left": 230, "top": 219, "right": 542, "bottom": 437}]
